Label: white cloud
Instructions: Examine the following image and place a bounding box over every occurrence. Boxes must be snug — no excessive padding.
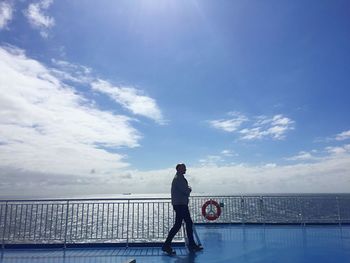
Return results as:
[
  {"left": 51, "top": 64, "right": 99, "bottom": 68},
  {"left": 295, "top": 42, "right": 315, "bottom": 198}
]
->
[
  {"left": 190, "top": 154, "right": 350, "bottom": 193},
  {"left": 24, "top": 0, "right": 55, "bottom": 38},
  {"left": 50, "top": 59, "right": 93, "bottom": 84},
  {"left": 314, "top": 130, "right": 350, "bottom": 143},
  {"left": 221, "top": 150, "right": 236, "bottom": 157},
  {"left": 209, "top": 112, "right": 248, "bottom": 132},
  {"left": 210, "top": 119, "right": 243, "bottom": 132},
  {"left": 0, "top": 1, "right": 13, "bottom": 29},
  {"left": 0, "top": 45, "right": 141, "bottom": 177},
  {"left": 92, "top": 79, "right": 165, "bottom": 124},
  {"left": 51, "top": 59, "right": 95, "bottom": 85},
  {"left": 2, "top": 141, "right": 350, "bottom": 197},
  {"left": 197, "top": 150, "right": 238, "bottom": 167},
  {"left": 286, "top": 151, "right": 318, "bottom": 161},
  {"left": 50, "top": 60, "right": 165, "bottom": 124},
  {"left": 326, "top": 144, "right": 350, "bottom": 156},
  {"left": 264, "top": 163, "right": 277, "bottom": 168},
  {"left": 335, "top": 130, "right": 350, "bottom": 141},
  {"left": 198, "top": 155, "right": 225, "bottom": 167},
  {"left": 20, "top": 149, "right": 350, "bottom": 196},
  {"left": 240, "top": 114, "right": 294, "bottom": 140},
  {"left": 211, "top": 113, "right": 294, "bottom": 140},
  {"left": 240, "top": 127, "right": 265, "bottom": 140},
  {"left": 190, "top": 147, "right": 350, "bottom": 194},
  {"left": 286, "top": 145, "right": 350, "bottom": 163}
]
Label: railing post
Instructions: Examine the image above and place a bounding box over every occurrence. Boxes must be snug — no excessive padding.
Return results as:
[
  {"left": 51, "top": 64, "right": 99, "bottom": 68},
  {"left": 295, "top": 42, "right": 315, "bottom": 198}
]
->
[
  {"left": 336, "top": 196, "right": 341, "bottom": 226},
  {"left": 182, "top": 222, "right": 188, "bottom": 246},
  {"left": 259, "top": 196, "right": 264, "bottom": 224},
  {"left": 241, "top": 196, "right": 245, "bottom": 224},
  {"left": 298, "top": 197, "right": 304, "bottom": 226},
  {"left": 1, "top": 202, "right": 8, "bottom": 249},
  {"left": 64, "top": 200, "right": 70, "bottom": 249},
  {"left": 126, "top": 199, "right": 130, "bottom": 247}
]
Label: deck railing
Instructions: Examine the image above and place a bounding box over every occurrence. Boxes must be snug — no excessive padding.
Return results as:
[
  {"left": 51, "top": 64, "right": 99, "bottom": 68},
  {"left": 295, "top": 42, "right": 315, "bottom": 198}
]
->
[
  {"left": 190, "top": 195, "right": 350, "bottom": 224},
  {"left": 1, "top": 195, "right": 350, "bottom": 247},
  {"left": 0, "top": 198, "right": 182, "bottom": 247}
]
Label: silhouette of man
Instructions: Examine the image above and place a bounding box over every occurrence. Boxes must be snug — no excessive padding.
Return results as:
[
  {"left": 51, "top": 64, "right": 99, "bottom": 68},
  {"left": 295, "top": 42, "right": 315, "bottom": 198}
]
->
[{"left": 162, "top": 163, "right": 203, "bottom": 255}]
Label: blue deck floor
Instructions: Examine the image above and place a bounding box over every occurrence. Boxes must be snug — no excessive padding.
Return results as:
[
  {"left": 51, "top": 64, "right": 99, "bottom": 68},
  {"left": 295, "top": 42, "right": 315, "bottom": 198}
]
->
[{"left": 1, "top": 225, "right": 350, "bottom": 263}]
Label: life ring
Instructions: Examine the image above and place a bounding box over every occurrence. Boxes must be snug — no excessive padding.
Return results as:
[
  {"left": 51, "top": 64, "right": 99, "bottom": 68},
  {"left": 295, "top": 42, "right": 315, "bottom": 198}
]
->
[{"left": 201, "top": 199, "right": 221, "bottom": 221}]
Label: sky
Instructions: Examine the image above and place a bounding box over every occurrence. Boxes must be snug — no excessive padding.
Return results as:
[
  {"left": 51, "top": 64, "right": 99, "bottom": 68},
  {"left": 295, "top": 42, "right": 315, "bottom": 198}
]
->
[{"left": 0, "top": 0, "right": 350, "bottom": 198}]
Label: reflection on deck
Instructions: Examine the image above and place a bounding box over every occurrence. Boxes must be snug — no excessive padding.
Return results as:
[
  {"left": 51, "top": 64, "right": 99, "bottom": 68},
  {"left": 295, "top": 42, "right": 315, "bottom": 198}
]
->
[{"left": 1, "top": 225, "right": 350, "bottom": 263}]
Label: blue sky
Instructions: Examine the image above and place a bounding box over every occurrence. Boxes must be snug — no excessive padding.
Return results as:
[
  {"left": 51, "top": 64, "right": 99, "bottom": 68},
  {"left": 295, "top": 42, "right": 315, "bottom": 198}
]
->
[{"left": 1, "top": 0, "right": 350, "bottom": 197}]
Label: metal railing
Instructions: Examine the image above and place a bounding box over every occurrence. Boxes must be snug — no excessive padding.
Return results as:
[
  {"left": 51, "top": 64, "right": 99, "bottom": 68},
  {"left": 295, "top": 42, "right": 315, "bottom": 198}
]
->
[
  {"left": 1, "top": 195, "right": 350, "bottom": 246},
  {"left": 0, "top": 198, "right": 182, "bottom": 247},
  {"left": 190, "top": 195, "right": 350, "bottom": 224}
]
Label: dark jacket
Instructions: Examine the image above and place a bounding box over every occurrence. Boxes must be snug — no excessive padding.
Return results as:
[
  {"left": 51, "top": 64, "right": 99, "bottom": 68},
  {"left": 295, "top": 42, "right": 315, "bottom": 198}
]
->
[{"left": 171, "top": 173, "right": 191, "bottom": 205}]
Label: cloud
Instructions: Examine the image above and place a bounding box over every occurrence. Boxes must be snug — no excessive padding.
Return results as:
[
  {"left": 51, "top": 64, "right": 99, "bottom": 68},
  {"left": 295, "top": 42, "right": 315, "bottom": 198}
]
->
[
  {"left": 326, "top": 144, "right": 350, "bottom": 156},
  {"left": 2, "top": 142, "right": 350, "bottom": 197},
  {"left": 221, "top": 150, "right": 236, "bottom": 157},
  {"left": 210, "top": 113, "right": 294, "bottom": 140},
  {"left": 24, "top": 0, "right": 55, "bottom": 38},
  {"left": 240, "top": 114, "right": 294, "bottom": 140},
  {"left": 264, "top": 163, "right": 277, "bottom": 168},
  {"left": 285, "top": 151, "right": 318, "bottom": 161},
  {"left": 335, "top": 130, "right": 350, "bottom": 141},
  {"left": 0, "top": 45, "right": 141, "bottom": 177},
  {"left": 190, "top": 154, "right": 350, "bottom": 194},
  {"left": 209, "top": 112, "right": 248, "bottom": 132},
  {"left": 314, "top": 129, "right": 350, "bottom": 143},
  {"left": 50, "top": 59, "right": 93, "bottom": 84},
  {"left": 92, "top": 79, "right": 165, "bottom": 124},
  {"left": 0, "top": 1, "right": 13, "bottom": 29},
  {"left": 50, "top": 60, "right": 165, "bottom": 124},
  {"left": 198, "top": 155, "right": 225, "bottom": 166},
  {"left": 197, "top": 149, "right": 238, "bottom": 167},
  {"left": 191, "top": 145, "right": 350, "bottom": 194},
  {"left": 286, "top": 144, "right": 350, "bottom": 163}
]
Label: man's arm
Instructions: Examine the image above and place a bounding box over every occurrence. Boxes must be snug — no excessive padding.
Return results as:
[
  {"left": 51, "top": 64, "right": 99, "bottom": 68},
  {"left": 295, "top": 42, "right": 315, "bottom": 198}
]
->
[{"left": 174, "top": 177, "right": 191, "bottom": 196}]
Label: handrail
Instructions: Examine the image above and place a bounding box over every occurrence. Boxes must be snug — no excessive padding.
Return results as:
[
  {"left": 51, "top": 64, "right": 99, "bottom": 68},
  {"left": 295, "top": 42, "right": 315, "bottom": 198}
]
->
[{"left": 1, "top": 193, "right": 349, "bottom": 202}]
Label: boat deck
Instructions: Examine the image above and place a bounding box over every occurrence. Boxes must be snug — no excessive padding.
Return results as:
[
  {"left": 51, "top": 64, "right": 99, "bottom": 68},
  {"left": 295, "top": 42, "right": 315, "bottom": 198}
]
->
[{"left": 1, "top": 224, "right": 350, "bottom": 263}]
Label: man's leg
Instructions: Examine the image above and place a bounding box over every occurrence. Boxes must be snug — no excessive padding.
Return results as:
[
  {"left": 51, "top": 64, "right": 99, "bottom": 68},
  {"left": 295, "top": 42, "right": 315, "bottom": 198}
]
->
[
  {"left": 183, "top": 206, "right": 203, "bottom": 252},
  {"left": 182, "top": 206, "right": 196, "bottom": 247},
  {"left": 163, "top": 205, "right": 184, "bottom": 251}
]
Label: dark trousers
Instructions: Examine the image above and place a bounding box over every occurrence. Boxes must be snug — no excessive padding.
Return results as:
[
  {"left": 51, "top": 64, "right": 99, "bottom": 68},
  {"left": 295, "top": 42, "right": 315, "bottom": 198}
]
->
[{"left": 165, "top": 205, "right": 195, "bottom": 246}]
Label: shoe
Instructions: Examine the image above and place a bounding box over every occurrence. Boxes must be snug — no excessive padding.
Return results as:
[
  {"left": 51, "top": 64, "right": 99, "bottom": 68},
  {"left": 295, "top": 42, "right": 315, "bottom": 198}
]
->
[
  {"left": 189, "top": 244, "right": 203, "bottom": 252},
  {"left": 162, "top": 244, "right": 176, "bottom": 255}
]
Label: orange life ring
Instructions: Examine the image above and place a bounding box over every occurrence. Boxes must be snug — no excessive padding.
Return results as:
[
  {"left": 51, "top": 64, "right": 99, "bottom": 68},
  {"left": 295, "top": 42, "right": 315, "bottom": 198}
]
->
[{"left": 201, "top": 199, "right": 221, "bottom": 221}]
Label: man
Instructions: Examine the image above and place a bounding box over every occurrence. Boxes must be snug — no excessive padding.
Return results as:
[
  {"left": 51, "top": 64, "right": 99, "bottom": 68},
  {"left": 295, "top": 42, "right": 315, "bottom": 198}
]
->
[{"left": 162, "top": 163, "right": 203, "bottom": 255}]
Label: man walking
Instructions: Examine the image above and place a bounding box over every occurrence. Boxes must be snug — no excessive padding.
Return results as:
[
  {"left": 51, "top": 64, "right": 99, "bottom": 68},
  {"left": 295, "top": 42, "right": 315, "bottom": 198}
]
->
[{"left": 162, "top": 163, "right": 203, "bottom": 255}]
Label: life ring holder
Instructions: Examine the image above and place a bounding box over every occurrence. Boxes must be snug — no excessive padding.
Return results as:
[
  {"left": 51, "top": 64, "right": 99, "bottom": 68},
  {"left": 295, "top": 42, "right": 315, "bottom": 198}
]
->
[{"left": 201, "top": 199, "right": 221, "bottom": 221}]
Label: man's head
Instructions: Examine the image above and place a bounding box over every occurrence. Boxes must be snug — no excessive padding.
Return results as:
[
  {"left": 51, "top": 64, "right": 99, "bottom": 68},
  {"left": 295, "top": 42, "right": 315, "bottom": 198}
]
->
[{"left": 176, "top": 163, "right": 187, "bottom": 175}]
